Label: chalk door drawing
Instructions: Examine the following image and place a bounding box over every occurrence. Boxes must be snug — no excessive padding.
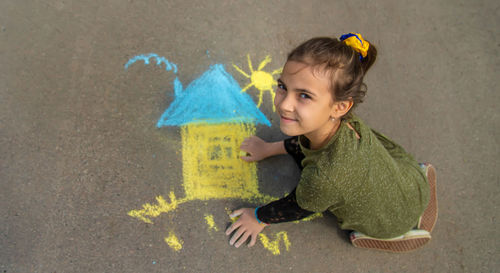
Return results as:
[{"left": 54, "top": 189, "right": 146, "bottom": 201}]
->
[{"left": 125, "top": 53, "right": 320, "bottom": 255}]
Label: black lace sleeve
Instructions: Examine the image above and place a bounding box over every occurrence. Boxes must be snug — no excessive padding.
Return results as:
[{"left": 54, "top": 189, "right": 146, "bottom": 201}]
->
[
  {"left": 256, "top": 188, "right": 315, "bottom": 224},
  {"left": 284, "top": 136, "right": 305, "bottom": 170}
]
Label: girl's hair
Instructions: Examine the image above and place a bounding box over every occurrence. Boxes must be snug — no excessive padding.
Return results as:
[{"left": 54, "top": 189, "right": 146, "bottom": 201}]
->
[{"left": 287, "top": 36, "right": 377, "bottom": 116}]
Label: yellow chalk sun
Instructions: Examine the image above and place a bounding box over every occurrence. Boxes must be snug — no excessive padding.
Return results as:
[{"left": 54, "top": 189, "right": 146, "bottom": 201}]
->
[{"left": 233, "top": 54, "right": 282, "bottom": 112}]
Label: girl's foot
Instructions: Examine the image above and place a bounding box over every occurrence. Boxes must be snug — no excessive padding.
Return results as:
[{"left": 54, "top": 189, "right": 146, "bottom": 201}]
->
[
  {"left": 418, "top": 163, "right": 438, "bottom": 232},
  {"left": 350, "top": 230, "right": 431, "bottom": 253}
]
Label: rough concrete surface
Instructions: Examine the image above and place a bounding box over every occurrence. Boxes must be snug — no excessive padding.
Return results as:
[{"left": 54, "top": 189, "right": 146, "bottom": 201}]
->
[{"left": 1, "top": 0, "right": 499, "bottom": 272}]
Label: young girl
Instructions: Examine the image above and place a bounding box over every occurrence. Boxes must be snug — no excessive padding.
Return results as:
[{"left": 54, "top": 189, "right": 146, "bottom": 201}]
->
[{"left": 225, "top": 33, "right": 438, "bottom": 252}]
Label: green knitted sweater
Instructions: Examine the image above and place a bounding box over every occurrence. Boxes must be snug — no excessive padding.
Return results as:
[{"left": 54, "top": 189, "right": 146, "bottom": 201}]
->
[{"left": 296, "top": 114, "right": 430, "bottom": 239}]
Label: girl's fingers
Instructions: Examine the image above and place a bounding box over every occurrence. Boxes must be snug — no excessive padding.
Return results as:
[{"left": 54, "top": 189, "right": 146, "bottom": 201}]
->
[
  {"left": 239, "top": 149, "right": 252, "bottom": 159},
  {"left": 248, "top": 233, "right": 258, "bottom": 248},
  {"left": 241, "top": 137, "right": 251, "bottom": 146},
  {"left": 225, "top": 221, "right": 242, "bottom": 235},
  {"left": 229, "top": 209, "right": 243, "bottom": 219},
  {"left": 235, "top": 232, "right": 250, "bottom": 248},
  {"left": 241, "top": 136, "right": 259, "bottom": 147},
  {"left": 230, "top": 228, "right": 246, "bottom": 246},
  {"left": 240, "top": 156, "right": 252, "bottom": 162}
]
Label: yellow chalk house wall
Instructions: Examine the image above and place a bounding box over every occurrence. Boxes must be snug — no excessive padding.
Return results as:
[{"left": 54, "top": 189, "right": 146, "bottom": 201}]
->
[{"left": 181, "top": 122, "right": 260, "bottom": 200}]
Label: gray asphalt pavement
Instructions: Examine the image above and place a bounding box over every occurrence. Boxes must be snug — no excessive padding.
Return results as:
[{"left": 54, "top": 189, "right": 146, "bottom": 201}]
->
[{"left": 1, "top": 1, "right": 499, "bottom": 272}]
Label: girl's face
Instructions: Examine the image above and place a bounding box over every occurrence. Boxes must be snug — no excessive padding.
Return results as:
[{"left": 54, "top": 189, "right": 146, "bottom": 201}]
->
[{"left": 274, "top": 61, "right": 337, "bottom": 140}]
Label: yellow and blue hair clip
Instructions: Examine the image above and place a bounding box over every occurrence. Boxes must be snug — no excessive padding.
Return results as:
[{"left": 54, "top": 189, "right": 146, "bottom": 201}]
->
[{"left": 339, "top": 33, "right": 370, "bottom": 60}]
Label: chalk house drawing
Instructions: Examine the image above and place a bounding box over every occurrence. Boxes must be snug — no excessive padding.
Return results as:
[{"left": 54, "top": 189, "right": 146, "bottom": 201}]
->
[
  {"left": 125, "top": 53, "right": 320, "bottom": 255},
  {"left": 156, "top": 63, "right": 273, "bottom": 202}
]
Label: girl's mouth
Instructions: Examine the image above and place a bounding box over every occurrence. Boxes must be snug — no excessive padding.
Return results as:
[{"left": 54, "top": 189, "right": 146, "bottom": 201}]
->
[{"left": 280, "top": 115, "right": 297, "bottom": 123}]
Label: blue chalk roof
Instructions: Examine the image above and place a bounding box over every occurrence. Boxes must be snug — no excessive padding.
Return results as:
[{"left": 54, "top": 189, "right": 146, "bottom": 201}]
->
[{"left": 157, "top": 64, "right": 271, "bottom": 127}]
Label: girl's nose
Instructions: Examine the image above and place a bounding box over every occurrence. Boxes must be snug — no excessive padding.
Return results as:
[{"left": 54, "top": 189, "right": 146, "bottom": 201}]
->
[{"left": 277, "top": 92, "right": 295, "bottom": 113}]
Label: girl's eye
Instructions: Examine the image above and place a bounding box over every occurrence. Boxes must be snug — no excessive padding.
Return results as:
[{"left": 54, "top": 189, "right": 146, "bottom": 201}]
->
[
  {"left": 277, "top": 83, "right": 286, "bottom": 90},
  {"left": 299, "top": 93, "right": 311, "bottom": 99}
]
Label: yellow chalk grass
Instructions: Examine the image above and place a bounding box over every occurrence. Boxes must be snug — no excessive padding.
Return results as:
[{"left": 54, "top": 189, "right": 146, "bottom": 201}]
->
[
  {"left": 258, "top": 231, "right": 291, "bottom": 255},
  {"left": 128, "top": 192, "right": 186, "bottom": 224},
  {"left": 164, "top": 231, "right": 183, "bottom": 251},
  {"left": 204, "top": 214, "right": 219, "bottom": 231}
]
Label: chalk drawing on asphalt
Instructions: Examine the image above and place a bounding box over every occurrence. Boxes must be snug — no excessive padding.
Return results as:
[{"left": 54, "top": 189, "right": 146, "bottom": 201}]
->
[
  {"left": 205, "top": 214, "right": 219, "bottom": 232},
  {"left": 127, "top": 60, "right": 274, "bottom": 220},
  {"left": 125, "top": 53, "right": 178, "bottom": 74},
  {"left": 232, "top": 54, "right": 282, "bottom": 112},
  {"left": 125, "top": 53, "right": 321, "bottom": 255},
  {"left": 165, "top": 231, "right": 183, "bottom": 251},
  {"left": 259, "top": 231, "right": 291, "bottom": 255}
]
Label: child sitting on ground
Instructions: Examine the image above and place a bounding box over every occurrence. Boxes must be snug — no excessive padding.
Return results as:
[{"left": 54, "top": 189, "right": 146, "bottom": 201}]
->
[{"left": 225, "top": 33, "right": 438, "bottom": 252}]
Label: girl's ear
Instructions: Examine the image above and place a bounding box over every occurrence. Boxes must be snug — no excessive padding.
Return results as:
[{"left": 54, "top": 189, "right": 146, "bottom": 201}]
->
[{"left": 331, "top": 100, "right": 353, "bottom": 119}]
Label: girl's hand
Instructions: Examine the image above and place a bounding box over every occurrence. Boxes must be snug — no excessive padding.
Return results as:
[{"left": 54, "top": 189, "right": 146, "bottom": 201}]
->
[
  {"left": 240, "top": 136, "right": 270, "bottom": 162},
  {"left": 225, "top": 208, "right": 266, "bottom": 248}
]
